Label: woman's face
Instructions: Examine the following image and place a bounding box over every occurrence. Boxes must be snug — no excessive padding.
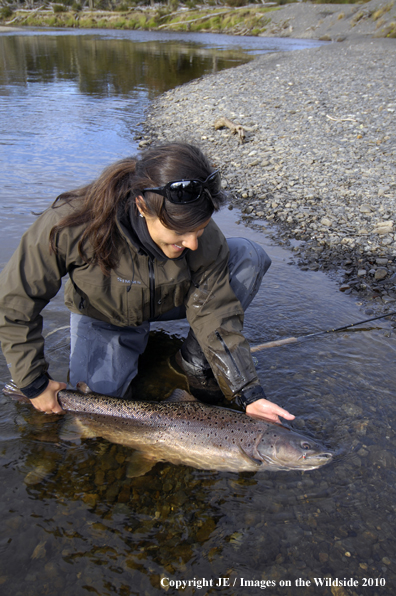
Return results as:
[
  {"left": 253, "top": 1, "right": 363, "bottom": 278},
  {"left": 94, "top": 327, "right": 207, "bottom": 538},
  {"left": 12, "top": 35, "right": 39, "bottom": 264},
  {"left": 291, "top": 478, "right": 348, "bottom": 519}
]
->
[{"left": 137, "top": 203, "right": 210, "bottom": 259}]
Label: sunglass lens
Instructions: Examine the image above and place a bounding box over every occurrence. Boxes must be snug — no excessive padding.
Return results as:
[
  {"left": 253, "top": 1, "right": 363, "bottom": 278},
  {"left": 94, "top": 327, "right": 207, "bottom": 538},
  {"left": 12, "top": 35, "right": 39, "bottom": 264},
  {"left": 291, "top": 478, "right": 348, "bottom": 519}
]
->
[{"left": 168, "top": 180, "right": 202, "bottom": 203}]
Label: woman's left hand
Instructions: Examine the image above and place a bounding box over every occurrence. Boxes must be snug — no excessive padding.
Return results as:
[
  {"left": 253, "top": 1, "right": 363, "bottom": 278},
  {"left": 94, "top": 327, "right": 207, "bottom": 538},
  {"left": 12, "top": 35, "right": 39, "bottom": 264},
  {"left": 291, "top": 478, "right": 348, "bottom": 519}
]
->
[{"left": 246, "top": 398, "right": 295, "bottom": 424}]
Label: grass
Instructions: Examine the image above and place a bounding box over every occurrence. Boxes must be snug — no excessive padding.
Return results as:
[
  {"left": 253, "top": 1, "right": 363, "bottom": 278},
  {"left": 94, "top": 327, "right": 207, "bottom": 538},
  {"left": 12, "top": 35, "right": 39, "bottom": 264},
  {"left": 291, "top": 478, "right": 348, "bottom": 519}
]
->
[
  {"left": 0, "top": 5, "right": 278, "bottom": 36},
  {"left": 374, "top": 20, "right": 396, "bottom": 36},
  {"left": 351, "top": 10, "right": 367, "bottom": 26},
  {"left": 372, "top": 1, "right": 394, "bottom": 21},
  {"left": 166, "top": 6, "right": 277, "bottom": 34}
]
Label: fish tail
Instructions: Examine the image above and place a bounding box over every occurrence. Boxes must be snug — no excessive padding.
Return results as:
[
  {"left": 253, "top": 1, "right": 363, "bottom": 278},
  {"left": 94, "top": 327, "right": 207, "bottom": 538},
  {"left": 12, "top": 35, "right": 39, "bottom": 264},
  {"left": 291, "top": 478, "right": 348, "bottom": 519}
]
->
[{"left": 2, "top": 380, "right": 31, "bottom": 403}]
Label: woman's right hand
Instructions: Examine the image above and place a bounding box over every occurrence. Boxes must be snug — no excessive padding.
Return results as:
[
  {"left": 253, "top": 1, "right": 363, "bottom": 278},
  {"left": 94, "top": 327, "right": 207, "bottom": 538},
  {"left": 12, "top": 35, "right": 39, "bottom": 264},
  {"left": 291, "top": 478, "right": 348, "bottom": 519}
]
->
[{"left": 29, "top": 379, "right": 66, "bottom": 414}]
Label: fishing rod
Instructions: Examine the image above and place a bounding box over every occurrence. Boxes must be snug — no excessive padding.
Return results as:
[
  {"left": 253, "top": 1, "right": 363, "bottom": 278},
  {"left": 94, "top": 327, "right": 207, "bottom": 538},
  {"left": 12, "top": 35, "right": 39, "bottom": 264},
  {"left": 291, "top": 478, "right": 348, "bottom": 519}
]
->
[{"left": 251, "top": 310, "right": 396, "bottom": 352}]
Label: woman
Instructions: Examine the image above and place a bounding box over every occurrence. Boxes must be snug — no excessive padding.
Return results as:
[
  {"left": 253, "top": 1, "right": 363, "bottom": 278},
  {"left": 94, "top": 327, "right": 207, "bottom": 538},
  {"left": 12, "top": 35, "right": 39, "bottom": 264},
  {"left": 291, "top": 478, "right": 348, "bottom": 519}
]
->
[{"left": 0, "top": 142, "right": 294, "bottom": 424}]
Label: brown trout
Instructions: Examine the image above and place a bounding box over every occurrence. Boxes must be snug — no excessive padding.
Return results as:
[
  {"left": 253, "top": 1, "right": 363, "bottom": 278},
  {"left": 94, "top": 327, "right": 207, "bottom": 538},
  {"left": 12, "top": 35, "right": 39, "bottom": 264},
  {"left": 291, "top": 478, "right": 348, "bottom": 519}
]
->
[{"left": 4, "top": 383, "right": 333, "bottom": 474}]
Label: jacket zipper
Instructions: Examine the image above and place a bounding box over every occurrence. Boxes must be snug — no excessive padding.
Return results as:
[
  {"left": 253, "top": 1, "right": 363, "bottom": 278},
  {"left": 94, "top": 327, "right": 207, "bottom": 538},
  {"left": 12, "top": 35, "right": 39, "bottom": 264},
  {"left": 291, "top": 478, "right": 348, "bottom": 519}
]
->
[
  {"left": 148, "top": 258, "right": 155, "bottom": 320},
  {"left": 215, "top": 330, "right": 246, "bottom": 384}
]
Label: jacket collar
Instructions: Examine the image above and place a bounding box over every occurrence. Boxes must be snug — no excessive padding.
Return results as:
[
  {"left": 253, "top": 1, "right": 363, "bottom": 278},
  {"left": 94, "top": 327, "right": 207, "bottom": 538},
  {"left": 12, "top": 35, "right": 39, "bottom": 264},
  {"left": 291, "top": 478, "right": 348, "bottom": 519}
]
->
[{"left": 116, "top": 201, "right": 188, "bottom": 262}]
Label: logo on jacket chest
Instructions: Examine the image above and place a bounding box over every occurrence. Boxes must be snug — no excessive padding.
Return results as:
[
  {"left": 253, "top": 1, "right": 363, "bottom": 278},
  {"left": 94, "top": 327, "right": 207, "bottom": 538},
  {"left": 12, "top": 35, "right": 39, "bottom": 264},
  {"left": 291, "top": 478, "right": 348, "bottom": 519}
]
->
[{"left": 117, "top": 277, "right": 142, "bottom": 285}]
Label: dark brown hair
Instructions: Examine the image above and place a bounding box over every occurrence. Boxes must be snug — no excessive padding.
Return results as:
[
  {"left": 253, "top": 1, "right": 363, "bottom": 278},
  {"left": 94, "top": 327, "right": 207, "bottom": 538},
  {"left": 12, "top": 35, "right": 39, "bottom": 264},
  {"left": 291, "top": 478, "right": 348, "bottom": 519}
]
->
[{"left": 49, "top": 142, "right": 227, "bottom": 273}]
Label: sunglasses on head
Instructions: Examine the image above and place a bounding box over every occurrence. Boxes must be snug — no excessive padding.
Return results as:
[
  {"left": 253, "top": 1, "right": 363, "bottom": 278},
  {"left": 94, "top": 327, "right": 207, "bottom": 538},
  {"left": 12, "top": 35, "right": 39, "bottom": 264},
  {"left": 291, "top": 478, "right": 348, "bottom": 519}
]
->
[{"left": 142, "top": 170, "right": 221, "bottom": 205}]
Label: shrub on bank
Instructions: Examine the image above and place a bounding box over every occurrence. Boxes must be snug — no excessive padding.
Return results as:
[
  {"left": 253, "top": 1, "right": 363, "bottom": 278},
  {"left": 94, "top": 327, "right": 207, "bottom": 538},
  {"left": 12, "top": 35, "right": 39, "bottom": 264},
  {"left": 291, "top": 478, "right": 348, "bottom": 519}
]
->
[
  {"left": 114, "top": 17, "right": 126, "bottom": 27},
  {"left": 1, "top": 6, "right": 13, "bottom": 19},
  {"left": 115, "top": 3, "right": 130, "bottom": 11},
  {"left": 225, "top": 0, "right": 248, "bottom": 7},
  {"left": 0, "top": 2, "right": 278, "bottom": 35}
]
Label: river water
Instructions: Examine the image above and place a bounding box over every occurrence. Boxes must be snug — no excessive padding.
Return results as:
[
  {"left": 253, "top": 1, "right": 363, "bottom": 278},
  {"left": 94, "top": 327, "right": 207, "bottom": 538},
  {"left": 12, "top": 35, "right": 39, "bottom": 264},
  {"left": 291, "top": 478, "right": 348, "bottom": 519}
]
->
[{"left": 0, "top": 28, "right": 395, "bottom": 596}]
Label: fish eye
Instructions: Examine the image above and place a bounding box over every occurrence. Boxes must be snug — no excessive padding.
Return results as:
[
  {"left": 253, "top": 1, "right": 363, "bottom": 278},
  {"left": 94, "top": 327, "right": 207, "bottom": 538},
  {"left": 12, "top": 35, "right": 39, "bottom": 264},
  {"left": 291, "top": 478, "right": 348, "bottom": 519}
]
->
[{"left": 301, "top": 442, "right": 311, "bottom": 450}]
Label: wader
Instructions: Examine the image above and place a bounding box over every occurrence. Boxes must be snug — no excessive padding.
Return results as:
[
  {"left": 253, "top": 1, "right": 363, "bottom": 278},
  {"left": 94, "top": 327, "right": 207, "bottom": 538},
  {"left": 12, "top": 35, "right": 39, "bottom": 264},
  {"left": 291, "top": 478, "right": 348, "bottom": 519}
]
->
[{"left": 70, "top": 238, "right": 271, "bottom": 397}]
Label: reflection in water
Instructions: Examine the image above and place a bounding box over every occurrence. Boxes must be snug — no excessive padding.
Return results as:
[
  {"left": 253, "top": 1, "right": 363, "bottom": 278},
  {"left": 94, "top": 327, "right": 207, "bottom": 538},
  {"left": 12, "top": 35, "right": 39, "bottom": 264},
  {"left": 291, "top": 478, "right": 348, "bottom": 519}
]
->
[
  {"left": 0, "top": 33, "right": 255, "bottom": 223},
  {"left": 0, "top": 30, "right": 395, "bottom": 596},
  {"left": 0, "top": 34, "right": 251, "bottom": 97}
]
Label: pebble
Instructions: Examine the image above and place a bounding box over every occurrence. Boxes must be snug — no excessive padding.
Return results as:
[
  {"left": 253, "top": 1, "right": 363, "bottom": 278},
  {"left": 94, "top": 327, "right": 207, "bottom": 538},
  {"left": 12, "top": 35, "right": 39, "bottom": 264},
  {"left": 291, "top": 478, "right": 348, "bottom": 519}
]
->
[
  {"left": 145, "top": 37, "right": 396, "bottom": 311},
  {"left": 23, "top": 459, "right": 57, "bottom": 485},
  {"left": 375, "top": 268, "right": 388, "bottom": 280}
]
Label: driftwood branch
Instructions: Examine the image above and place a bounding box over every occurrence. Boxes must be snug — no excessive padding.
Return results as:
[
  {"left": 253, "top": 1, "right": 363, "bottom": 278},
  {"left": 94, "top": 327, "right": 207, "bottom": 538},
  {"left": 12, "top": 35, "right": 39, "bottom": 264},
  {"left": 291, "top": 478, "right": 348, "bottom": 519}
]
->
[
  {"left": 157, "top": 11, "right": 226, "bottom": 28},
  {"left": 326, "top": 114, "right": 358, "bottom": 123},
  {"left": 157, "top": 5, "right": 259, "bottom": 28},
  {"left": 214, "top": 117, "right": 246, "bottom": 143},
  {"left": 158, "top": 9, "right": 227, "bottom": 26}
]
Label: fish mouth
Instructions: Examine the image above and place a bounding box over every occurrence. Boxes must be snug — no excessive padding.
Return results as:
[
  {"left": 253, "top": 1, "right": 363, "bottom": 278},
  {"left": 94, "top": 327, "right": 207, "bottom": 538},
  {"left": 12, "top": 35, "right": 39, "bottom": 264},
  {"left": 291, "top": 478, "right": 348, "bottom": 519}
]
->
[
  {"left": 256, "top": 451, "right": 333, "bottom": 471},
  {"left": 268, "top": 451, "right": 334, "bottom": 470},
  {"left": 298, "top": 451, "right": 334, "bottom": 466}
]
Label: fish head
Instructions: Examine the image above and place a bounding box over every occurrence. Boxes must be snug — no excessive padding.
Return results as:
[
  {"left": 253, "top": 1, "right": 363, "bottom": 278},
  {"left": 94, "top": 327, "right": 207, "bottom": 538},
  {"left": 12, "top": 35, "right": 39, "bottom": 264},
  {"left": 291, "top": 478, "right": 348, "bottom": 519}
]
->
[{"left": 256, "top": 426, "right": 333, "bottom": 471}]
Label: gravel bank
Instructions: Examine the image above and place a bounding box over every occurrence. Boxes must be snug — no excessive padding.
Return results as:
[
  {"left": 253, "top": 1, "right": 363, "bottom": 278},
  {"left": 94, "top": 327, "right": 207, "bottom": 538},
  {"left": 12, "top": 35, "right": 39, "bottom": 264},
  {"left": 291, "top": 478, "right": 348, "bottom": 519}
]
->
[
  {"left": 143, "top": 36, "right": 396, "bottom": 311},
  {"left": 259, "top": 0, "right": 396, "bottom": 41}
]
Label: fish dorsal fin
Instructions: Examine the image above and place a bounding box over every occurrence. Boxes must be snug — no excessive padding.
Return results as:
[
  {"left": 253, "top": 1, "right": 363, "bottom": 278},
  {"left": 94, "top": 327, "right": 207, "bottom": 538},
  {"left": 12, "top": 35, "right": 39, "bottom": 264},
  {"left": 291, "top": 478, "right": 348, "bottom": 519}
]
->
[
  {"left": 165, "top": 389, "right": 198, "bottom": 403},
  {"left": 76, "top": 381, "right": 93, "bottom": 395}
]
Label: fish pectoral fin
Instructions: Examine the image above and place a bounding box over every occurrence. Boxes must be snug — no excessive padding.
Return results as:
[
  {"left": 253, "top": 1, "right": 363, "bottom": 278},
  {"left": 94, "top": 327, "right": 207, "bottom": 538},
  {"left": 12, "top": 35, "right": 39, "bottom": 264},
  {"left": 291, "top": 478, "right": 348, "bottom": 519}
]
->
[
  {"left": 165, "top": 388, "right": 198, "bottom": 403},
  {"left": 238, "top": 446, "right": 263, "bottom": 468},
  {"left": 126, "top": 451, "right": 158, "bottom": 478},
  {"left": 59, "top": 415, "right": 97, "bottom": 442}
]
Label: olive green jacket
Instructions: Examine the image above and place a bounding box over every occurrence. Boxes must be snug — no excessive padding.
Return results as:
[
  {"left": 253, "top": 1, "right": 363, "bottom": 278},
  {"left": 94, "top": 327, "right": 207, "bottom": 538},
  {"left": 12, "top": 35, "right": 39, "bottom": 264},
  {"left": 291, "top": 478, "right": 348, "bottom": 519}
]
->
[{"left": 0, "top": 201, "right": 259, "bottom": 399}]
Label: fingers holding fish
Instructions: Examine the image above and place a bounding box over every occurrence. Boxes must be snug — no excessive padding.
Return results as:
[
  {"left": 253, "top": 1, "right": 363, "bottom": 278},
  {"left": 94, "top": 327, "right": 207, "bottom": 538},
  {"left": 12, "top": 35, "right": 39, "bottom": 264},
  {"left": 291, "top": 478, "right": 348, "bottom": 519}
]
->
[
  {"left": 245, "top": 398, "right": 295, "bottom": 425},
  {"left": 29, "top": 380, "right": 66, "bottom": 415}
]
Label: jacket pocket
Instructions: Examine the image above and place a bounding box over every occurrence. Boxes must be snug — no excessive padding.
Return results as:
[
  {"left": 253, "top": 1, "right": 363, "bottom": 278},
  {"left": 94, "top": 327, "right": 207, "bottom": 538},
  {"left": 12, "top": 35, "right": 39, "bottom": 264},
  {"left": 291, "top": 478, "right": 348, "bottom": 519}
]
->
[
  {"left": 156, "top": 276, "right": 191, "bottom": 315},
  {"left": 65, "top": 270, "right": 146, "bottom": 326}
]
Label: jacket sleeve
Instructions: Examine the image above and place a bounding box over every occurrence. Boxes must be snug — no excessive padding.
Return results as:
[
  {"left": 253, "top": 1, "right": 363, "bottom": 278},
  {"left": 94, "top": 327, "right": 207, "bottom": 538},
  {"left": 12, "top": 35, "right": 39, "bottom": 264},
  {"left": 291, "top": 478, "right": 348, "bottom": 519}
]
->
[
  {"left": 185, "top": 220, "right": 260, "bottom": 400},
  {"left": 0, "top": 208, "right": 70, "bottom": 393}
]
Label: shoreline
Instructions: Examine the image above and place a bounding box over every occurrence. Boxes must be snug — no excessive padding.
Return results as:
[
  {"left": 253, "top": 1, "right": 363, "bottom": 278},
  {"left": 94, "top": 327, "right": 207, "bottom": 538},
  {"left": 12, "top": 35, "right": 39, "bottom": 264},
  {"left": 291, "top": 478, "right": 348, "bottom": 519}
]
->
[
  {"left": 1, "top": 0, "right": 396, "bottom": 40},
  {"left": 143, "top": 35, "right": 396, "bottom": 313}
]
